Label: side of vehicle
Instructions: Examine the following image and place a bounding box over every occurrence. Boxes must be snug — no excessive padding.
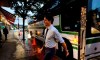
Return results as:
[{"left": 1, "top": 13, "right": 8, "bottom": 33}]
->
[{"left": 85, "top": 1, "right": 100, "bottom": 59}]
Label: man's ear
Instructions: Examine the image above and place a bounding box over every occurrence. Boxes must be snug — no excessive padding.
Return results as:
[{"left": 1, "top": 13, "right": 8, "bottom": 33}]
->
[{"left": 49, "top": 20, "right": 52, "bottom": 24}]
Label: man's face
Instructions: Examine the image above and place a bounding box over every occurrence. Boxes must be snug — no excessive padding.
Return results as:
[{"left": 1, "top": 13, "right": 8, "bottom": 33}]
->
[{"left": 43, "top": 17, "right": 51, "bottom": 27}]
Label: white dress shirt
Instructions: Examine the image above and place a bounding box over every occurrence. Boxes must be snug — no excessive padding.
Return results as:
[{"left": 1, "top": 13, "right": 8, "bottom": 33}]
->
[{"left": 45, "top": 25, "right": 64, "bottom": 48}]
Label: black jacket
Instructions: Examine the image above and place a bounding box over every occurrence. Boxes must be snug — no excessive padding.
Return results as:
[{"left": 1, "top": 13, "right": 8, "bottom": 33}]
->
[{"left": 3, "top": 27, "right": 8, "bottom": 34}]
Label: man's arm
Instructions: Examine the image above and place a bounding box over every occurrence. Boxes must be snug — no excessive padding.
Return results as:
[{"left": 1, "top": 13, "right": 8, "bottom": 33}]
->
[
  {"left": 54, "top": 30, "right": 69, "bottom": 56},
  {"left": 61, "top": 42, "right": 69, "bottom": 56}
]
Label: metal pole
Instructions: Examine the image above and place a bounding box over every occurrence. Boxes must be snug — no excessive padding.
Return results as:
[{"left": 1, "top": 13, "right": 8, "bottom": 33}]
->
[
  {"left": 23, "top": 17, "right": 25, "bottom": 43},
  {"left": 18, "top": 17, "right": 19, "bottom": 29},
  {"left": 80, "top": 7, "right": 86, "bottom": 60}
]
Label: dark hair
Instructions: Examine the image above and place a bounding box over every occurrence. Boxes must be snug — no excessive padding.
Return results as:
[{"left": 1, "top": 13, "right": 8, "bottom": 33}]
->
[{"left": 44, "top": 14, "right": 54, "bottom": 24}]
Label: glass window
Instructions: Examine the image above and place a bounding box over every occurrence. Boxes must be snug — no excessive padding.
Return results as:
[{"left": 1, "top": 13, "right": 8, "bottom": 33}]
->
[
  {"left": 91, "top": 11, "right": 100, "bottom": 34},
  {"left": 61, "top": 1, "right": 80, "bottom": 32},
  {"left": 87, "top": 0, "right": 100, "bottom": 37}
]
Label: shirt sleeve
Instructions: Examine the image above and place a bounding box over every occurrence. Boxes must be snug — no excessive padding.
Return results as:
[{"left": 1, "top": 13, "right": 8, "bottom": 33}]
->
[{"left": 54, "top": 30, "right": 64, "bottom": 43}]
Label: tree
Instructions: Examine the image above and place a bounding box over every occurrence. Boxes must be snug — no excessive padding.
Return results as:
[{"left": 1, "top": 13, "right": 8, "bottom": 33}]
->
[
  {"left": 10, "top": 0, "right": 62, "bottom": 41},
  {"left": 10, "top": 0, "right": 46, "bottom": 41}
]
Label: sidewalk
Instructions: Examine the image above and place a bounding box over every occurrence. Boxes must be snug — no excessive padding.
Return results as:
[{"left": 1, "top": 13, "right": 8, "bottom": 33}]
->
[
  {"left": 0, "top": 30, "right": 38, "bottom": 60},
  {"left": 0, "top": 30, "right": 61, "bottom": 60}
]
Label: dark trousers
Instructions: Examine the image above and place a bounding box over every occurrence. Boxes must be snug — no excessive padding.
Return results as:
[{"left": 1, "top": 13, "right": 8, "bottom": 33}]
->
[
  {"left": 44, "top": 47, "right": 56, "bottom": 60},
  {"left": 4, "top": 34, "right": 7, "bottom": 40}
]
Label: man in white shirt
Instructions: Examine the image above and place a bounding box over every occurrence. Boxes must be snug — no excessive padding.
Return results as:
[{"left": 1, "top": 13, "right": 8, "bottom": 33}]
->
[{"left": 42, "top": 14, "right": 69, "bottom": 60}]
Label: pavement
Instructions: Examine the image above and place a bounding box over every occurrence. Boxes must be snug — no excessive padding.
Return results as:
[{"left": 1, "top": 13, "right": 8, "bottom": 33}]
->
[
  {"left": 0, "top": 30, "right": 61, "bottom": 60},
  {"left": 0, "top": 30, "right": 38, "bottom": 60}
]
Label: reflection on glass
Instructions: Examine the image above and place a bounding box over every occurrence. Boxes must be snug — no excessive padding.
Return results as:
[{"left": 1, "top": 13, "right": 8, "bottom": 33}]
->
[{"left": 91, "top": 10, "right": 100, "bottom": 34}]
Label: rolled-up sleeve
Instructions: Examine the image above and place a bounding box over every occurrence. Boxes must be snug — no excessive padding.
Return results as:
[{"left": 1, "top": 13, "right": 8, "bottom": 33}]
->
[{"left": 54, "top": 30, "right": 64, "bottom": 43}]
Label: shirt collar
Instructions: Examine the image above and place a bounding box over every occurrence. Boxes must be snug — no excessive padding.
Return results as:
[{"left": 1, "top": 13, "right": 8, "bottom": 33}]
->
[{"left": 47, "top": 24, "right": 53, "bottom": 30}]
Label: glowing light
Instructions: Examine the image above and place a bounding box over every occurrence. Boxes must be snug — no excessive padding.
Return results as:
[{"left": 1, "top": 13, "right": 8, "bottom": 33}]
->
[{"left": 73, "top": 38, "right": 78, "bottom": 44}]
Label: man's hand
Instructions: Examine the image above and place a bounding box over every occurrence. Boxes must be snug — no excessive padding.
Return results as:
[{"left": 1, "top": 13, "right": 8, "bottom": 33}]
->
[
  {"left": 65, "top": 50, "right": 69, "bottom": 56},
  {"left": 37, "top": 47, "right": 43, "bottom": 54}
]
